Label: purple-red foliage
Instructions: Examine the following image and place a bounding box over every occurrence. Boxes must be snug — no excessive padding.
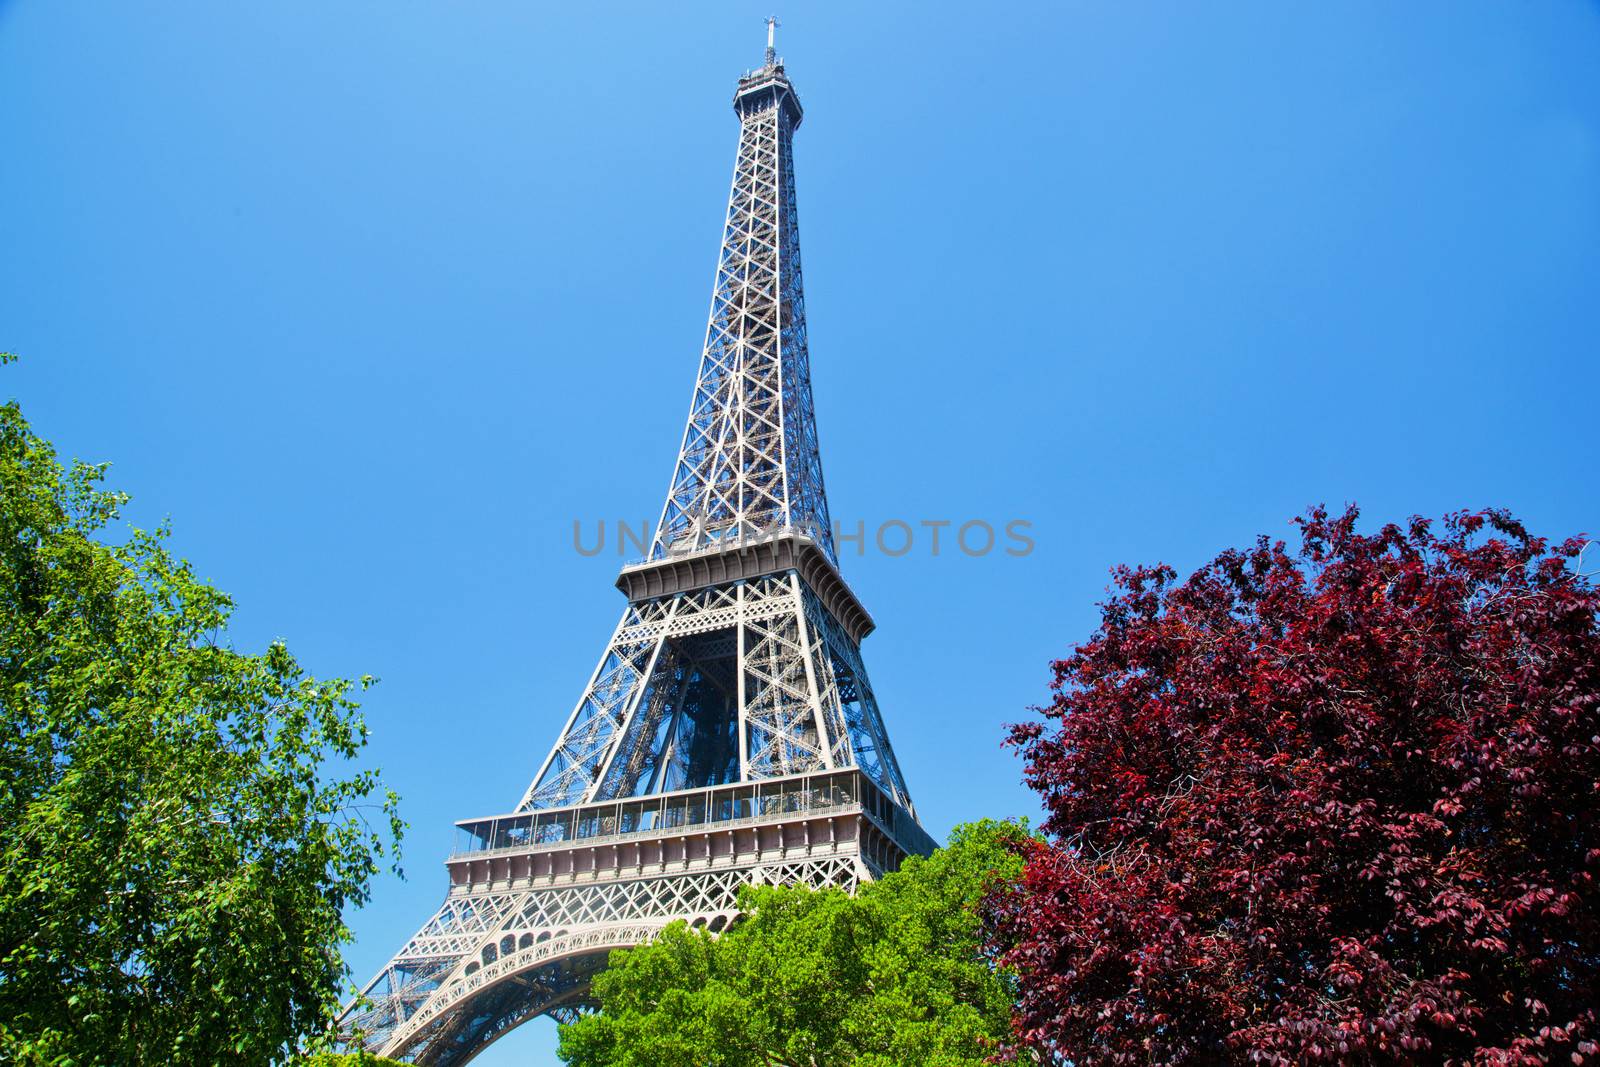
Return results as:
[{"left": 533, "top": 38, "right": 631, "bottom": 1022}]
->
[{"left": 990, "top": 507, "right": 1600, "bottom": 1065}]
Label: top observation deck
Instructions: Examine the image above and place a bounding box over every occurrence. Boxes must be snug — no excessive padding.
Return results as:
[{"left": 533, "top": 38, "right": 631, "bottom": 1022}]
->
[{"left": 735, "top": 62, "right": 803, "bottom": 127}]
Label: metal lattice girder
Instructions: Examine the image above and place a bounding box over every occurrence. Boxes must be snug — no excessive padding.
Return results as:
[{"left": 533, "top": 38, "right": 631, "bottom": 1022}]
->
[
  {"left": 348, "top": 40, "right": 928, "bottom": 1067},
  {"left": 520, "top": 571, "right": 912, "bottom": 812},
  {"left": 351, "top": 848, "right": 870, "bottom": 1063},
  {"left": 651, "top": 59, "right": 833, "bottom": 564}
]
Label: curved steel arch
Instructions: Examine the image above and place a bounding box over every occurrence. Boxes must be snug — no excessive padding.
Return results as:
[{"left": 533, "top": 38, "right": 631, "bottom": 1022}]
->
[{"left": 381, "top": 922, "right": 669, "bottom": 1064}]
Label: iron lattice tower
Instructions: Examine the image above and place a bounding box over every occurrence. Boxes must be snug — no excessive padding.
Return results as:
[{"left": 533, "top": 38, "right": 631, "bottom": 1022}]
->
[{"left": 344, "top": 33, "right": 930, "bottom": 1064}]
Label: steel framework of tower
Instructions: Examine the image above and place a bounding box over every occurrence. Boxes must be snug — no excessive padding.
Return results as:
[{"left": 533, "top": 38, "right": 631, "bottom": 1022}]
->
[{"left": 343, "top": 31, "right": 931, "bottom": 1064}]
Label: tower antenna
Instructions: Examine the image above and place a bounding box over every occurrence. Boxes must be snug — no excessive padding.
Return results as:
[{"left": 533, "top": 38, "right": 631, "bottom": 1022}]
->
[{"left": 765, "top": 15, "right": 779, "bottom": 67}]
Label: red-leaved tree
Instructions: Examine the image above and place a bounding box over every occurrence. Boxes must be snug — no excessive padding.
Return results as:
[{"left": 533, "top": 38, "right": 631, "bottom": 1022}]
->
[{"left": 990, "top": 507, "right": 1600, "bottom": 1065}]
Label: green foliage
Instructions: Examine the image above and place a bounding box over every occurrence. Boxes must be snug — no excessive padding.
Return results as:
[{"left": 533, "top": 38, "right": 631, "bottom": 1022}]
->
[
  {"left": 294, "top": 1054, "right": 408, "bottom": 1067},
  {"left": 557, "top": 820, "right": 1024, "bottom": 1067},
  {"left": 0, "top": 365, "right": 402, "bottom": 1065}
]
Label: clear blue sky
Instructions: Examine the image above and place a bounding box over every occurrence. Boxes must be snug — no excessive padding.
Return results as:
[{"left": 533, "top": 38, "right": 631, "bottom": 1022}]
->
[{"left": 3, "top": 3, "right": 1596, "bottom": 1063}]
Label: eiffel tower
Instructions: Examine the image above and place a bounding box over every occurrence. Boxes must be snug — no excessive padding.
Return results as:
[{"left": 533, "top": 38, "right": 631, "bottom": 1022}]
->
[{"left": 344, "top": 22, "right": 931, "bottom": 1064}]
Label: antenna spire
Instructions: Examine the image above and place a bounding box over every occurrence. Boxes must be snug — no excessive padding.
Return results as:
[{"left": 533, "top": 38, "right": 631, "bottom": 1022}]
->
[{"left": 765, "top": 15, "right": 779, "bottom": 67}]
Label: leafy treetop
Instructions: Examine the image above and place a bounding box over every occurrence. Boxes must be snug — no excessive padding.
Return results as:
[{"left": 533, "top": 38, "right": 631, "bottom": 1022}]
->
[
  {"left": 558, "top": 820, "right": 1025, "bottom": 1067},
  {"left": 991, "top": 506, "right": 1600, "bottom": 1065},
  {"left": 0, "top": 358, "right": 402, "bottom": 1066}
]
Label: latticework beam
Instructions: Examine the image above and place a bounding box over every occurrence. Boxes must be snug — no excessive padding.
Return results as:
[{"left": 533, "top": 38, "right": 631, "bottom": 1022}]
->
[{"left": 346, "top": 44, "right": 925, "bottom": 1066}]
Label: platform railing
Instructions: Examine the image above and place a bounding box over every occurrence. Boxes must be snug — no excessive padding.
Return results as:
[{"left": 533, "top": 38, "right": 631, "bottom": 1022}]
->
[{"left": 452, "top": 768, "right": 934, "bottom": 863}]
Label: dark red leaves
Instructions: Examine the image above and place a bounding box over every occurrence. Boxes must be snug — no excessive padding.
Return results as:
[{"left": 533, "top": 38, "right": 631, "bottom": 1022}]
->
[{"left": 989, "top": 506, "right": 1600, "bottom": 1065}]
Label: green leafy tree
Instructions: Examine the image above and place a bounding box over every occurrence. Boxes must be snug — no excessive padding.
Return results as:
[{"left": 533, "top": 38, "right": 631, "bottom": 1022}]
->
[
  {"left": 556, "top": 820, "right": 1022, "bottom": 1067},
  {"left": 0, "top": 355, "right": 402, "bottom": 1066}
]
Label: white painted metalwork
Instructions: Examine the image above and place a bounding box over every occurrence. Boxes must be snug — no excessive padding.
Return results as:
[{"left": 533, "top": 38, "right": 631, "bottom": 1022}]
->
[{"left": 345, "top": 38, "right": 927, "bottom": 1065}]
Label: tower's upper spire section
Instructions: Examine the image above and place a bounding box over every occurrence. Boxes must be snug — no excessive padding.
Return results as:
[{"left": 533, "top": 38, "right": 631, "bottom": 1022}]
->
[
  {"left": 650, "top": 40, "right": 832, "bottom": 564},
  {"left": 765, "top": 15, "right": 779, "bottom": 68}
]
